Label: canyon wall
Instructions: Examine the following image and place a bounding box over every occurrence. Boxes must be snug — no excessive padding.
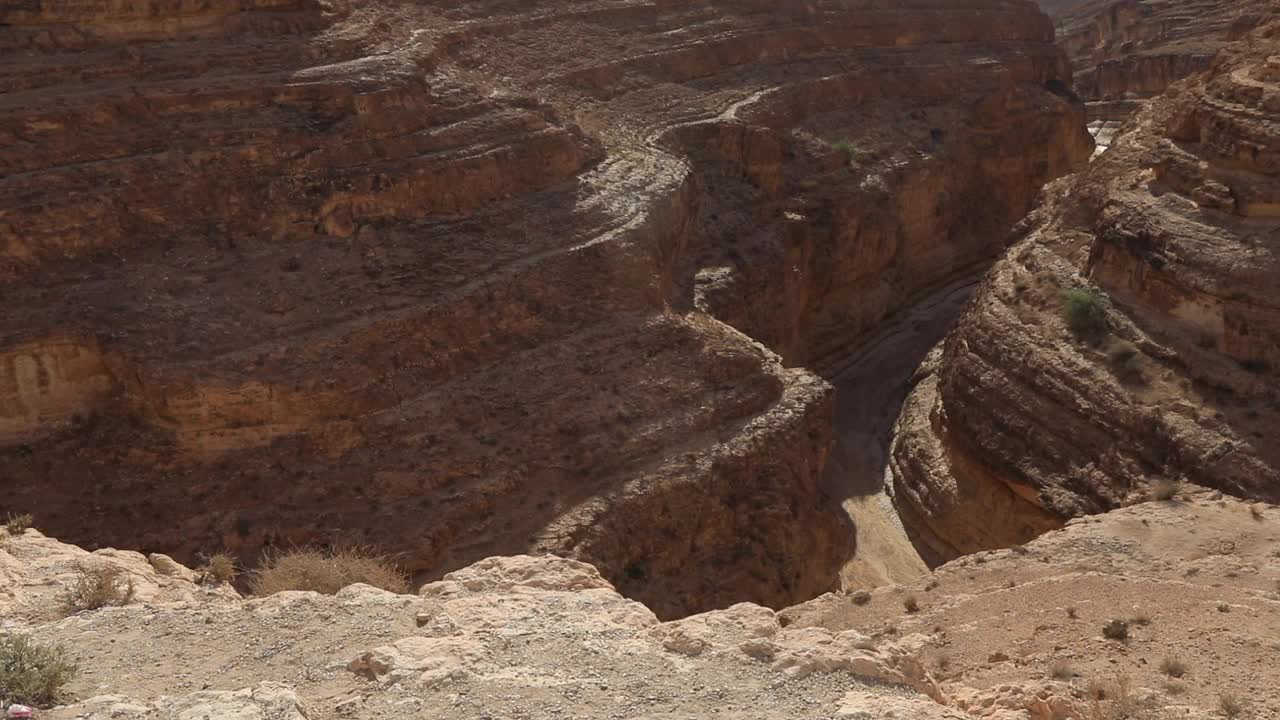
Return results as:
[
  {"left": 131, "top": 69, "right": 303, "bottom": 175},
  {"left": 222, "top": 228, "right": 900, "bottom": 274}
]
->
[
  {"left": 1042, "top": 0, "right": 1270, "bottom": 104},
  {"left": 889, "top": 22, "right": 1280, "bottom": 564},
  {"left": 0, "top": 0, "right": 1089, "bottom": 617}
]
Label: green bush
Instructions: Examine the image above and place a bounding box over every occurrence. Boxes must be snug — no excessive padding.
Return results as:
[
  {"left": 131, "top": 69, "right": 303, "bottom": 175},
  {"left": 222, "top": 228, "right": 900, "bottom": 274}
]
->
[
  {"left": 831, "top": 138, "right": 854, "bottom": 155},
  {"left": 0, "top": 634, "right": 78, "bottom": 707},
  {"left": 1062, "top": 288, "right": 1108, "bottom": 335}
]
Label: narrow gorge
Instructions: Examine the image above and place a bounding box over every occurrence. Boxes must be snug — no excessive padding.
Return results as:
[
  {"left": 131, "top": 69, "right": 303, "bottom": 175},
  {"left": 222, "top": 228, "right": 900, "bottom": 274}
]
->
[{"left": 1, "top": 0, "right": 1092, "bottom": 619}]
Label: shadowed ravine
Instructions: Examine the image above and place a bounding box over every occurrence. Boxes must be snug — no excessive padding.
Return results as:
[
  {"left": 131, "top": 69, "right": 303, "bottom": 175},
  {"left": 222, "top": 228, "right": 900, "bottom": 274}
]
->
[{"left": 820, "top": 277, "right": 980, "bottom": 590}]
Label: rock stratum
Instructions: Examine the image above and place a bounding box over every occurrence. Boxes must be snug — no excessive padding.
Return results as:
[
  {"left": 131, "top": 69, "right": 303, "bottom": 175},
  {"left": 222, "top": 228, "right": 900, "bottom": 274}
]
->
[
  {"left": 0, "top": 0, "right": 1090, "bottom": 617},
  {"left": 889, "top": 21, "right": 1280, "bottom": 564},
  {"left": 1039, "top": 0, "right": 1271, "bottom": 111}
]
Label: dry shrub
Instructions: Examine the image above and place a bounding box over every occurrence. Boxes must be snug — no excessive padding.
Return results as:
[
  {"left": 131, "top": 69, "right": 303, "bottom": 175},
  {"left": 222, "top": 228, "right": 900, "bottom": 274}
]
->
[
  {"left": 1150, "top": 478, "right": 1180, "bottom": 502},
  {"left": 1158, "top": 656, "right": 1187, "bottom": 678},
  {"left": 1219, "top": 693, "right": 1244, "bottom": 718},
  {"left": 902, "top": 594, "right": 920, "bottom": 613},
  {"left": 63, "top": 563, "right": 135, "bottom": 614},
  {"left": 1087, "top": 676, "right": 1141, "bottom": 720},
  {"left": 199, "top": 553, "right": 239, "bottom": 584},
  {"left": 1102, "top": 619, "right": 1129, "bottom": 641},
  {"left": 0, "top": 634, "right": 78, "bottom": 707},
  {"left": 249, "top": 547, "right": 408, "bottom": 596},
  {"left": 1050, "top": 659, "right": 1075, "bottom": 680},
  {"left": 5, "top": 513, "right": 33, "bottom": 536},
  {"left": 1106, "top": 340, "right": 1146, "bottom": 383}
]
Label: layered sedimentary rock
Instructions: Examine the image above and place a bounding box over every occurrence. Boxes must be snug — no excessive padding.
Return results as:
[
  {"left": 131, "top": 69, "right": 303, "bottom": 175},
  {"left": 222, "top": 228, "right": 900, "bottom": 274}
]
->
[
  {"left": 0, "top": 0, "right": 1089, "bottom": 617},
  {"left": 1041, "top": 0, "right": 1270, "bottom": 105},
  {"left": 889, "top": 22, "right": 1280, "bottom": 564}
]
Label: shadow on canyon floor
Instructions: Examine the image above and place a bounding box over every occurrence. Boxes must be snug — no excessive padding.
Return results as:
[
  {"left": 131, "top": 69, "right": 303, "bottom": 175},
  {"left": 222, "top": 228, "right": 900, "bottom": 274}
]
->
[{"left": 819, "top": 276, "right": 980, "bottom": 589}]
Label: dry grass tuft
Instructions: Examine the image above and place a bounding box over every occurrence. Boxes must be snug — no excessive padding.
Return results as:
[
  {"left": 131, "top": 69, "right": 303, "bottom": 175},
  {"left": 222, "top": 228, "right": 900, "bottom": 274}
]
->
[
  {"left": 5, "top": 513, "right": 33, "bottom": 536},
  {"left": 198, "top": 553, "right": 239, "bottom": 585},
  {"left": 1066, "top": 606, "right": 1078, "bottom": 619},
  {"left": 1218, "top": 692, "right": 1244, "bottom": 718},
  {"left": 1150, "top": 478, "right": 1180, "bottom": 502},
  {"left": 249, "top": 546, "right": 408, "bottom": 596},
  {"left": 902, "top": 595, "right": 920, "bottom": 614},
  {"left": 1102, "top": 619, "right": 1129, "bottom": 641},
  {"left": 1158, "top": 657, "right": 1187, "bottom": 678},
  {"left": 0, "top": 634, "right": 78, "bottom": 707},
  {"left": 1050, "top": 659, "right": 1075, "bottom": 680},
  {"left": 63, "top": 563, "right": 136, "bottom": 614}
]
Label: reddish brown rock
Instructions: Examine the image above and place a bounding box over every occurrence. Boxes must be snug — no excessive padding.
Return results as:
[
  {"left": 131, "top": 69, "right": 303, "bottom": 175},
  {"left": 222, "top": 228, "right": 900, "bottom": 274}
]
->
[
  {"left": 889, "top": 21, "right": 1280, "bottom": 564},
  {"left": 1039, "top": 0, "right": 1271, "bottom": 106},
  {"left": 0, "top": 0, "right": 1089, "bottom": 617}
]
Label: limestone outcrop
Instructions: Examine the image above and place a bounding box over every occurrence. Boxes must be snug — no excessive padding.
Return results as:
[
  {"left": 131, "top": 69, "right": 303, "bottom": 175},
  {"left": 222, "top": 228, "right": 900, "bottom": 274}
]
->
[
  {"left": 783, "top": 491, "right": 1280, "bottom": 720},
  {"left": 0, "top": 528, "right": 237, "bottom": 623},
  {"left": 17, "top": 507, "right": 1280, "bottom": 720},
  {"left": 10, "top": 540, "right": 955, "bottom": 720},
  {"left": 888, "top": 22, "right": 1280, "bottom": 563},
  {"left": 0, "top": 0, "right": 1090, "bottom": 616}
]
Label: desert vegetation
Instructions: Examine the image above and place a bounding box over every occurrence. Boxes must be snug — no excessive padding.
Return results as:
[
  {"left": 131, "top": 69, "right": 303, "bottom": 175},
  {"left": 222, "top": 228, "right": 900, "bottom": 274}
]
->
[
  {"left": 5, "top": 513, "right": 33, "bottom": 536},
  {"left": 198, "top": 553, "right": 239, "bottom": 585},
  {"left": 0, "top": 634, "right": 78, "bottom": 707},
  {"left": 1149, "top": 478, "right": 1181, "bottom": 501},
  {"left": 1062, "top": 287, "right": 1108, "bottom": 336},
  {"left": 1102, "top": 619, "right": 1129, "bottom": 641},
  {"left": 63, "top": 563, "right": 136, "bottom": 613},
  {"left": 249, "top": 547, "right": 408, "bottom": 596}
]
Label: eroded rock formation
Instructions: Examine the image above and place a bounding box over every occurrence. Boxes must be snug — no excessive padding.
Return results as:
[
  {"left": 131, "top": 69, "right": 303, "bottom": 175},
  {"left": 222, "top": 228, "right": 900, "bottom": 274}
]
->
[
  {"left": 889, "top": 22, "right": 1280, "bottom": 563},
  {"left": 0, "top": 0, "right": 1089, "bottom": 617},
  {"left": 1041, "top": 0, "right": 1270, "bottom": 108}
]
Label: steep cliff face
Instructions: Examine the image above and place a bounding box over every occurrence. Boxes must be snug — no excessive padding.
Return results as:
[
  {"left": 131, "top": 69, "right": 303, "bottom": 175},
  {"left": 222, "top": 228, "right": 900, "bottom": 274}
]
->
[
  {"left": 0, "top": 0, "right": 1088, "bottom": 617},
  {"left": 1042, "top": 0, "right": 1270, "bottom": 105},
  {"left": 889, "top": 22, "right": 1280, "bottom": 563}
]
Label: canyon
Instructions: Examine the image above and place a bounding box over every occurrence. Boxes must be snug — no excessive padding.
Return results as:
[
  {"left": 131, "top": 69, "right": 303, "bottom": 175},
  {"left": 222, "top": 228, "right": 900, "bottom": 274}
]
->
[
  {"left": 0, "top": 0, "right": 1090, "bottom": 619},
  {"left": 2, "top": 0, "right": 1279, "bottom": 718}
]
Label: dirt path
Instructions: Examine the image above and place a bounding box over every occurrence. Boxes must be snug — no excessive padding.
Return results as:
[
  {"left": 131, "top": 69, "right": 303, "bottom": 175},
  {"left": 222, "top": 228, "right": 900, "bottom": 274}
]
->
[{"left": 820, "top": 277, "right": 979, "bottom": 590}]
